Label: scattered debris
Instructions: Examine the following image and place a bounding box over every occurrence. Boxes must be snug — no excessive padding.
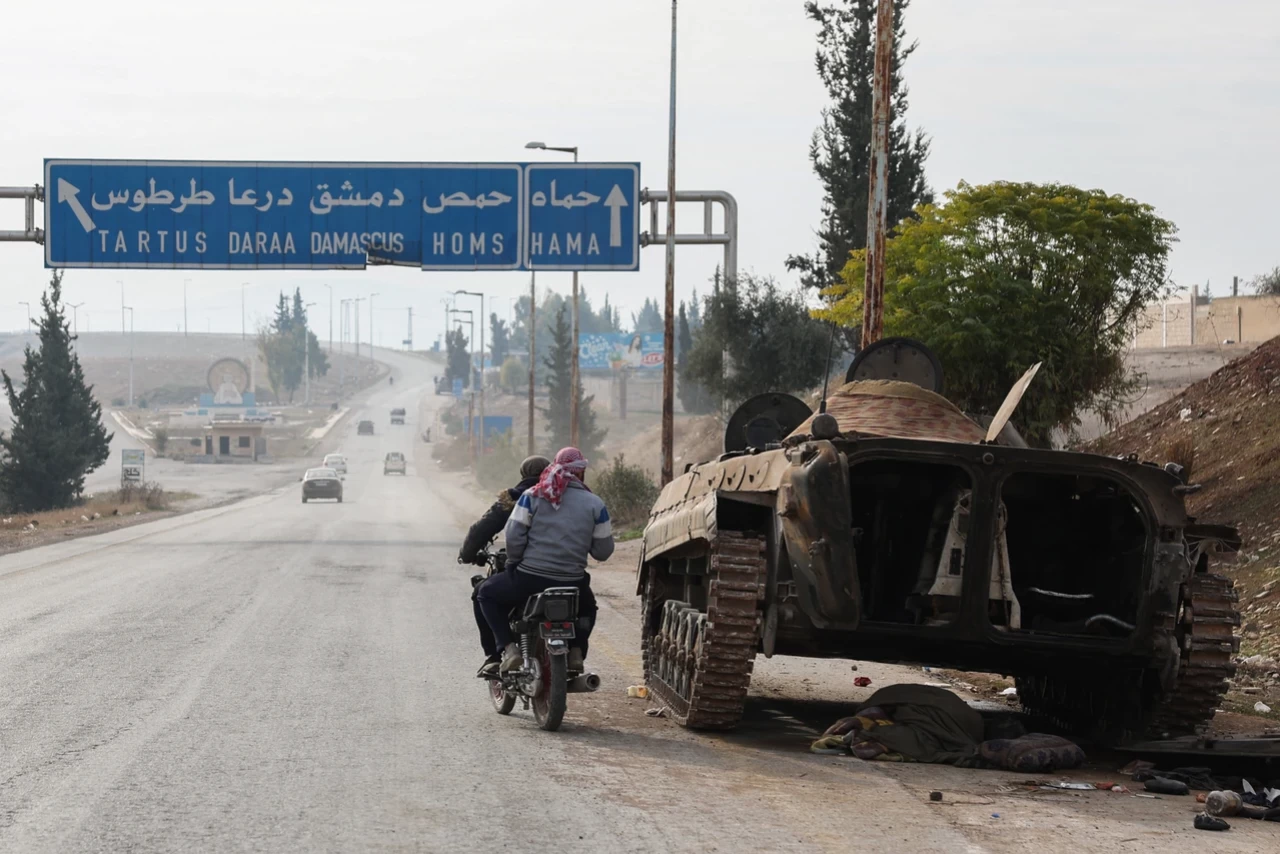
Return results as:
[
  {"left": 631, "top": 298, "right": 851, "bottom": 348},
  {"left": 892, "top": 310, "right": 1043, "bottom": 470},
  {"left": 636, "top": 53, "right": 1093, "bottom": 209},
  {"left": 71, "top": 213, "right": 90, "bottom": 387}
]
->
[
  {"left": 999, "top": 687, "right": 1018, "bottom": 697},
  {"left": 626, "top": 685, "right": 648, "bottom": 699},
  {"left": 1256, "top": 701, "right": 1273, "bottom": 713},
  {"left": 853, "top": 677, "right": 871, "bottom": 688},
  {"left": 929, "top": 791, "right": 943, "bottom": 802},
  {"left": 644, "top": 706, "right": 668, "bottom": 718},
  {"left": 1144, "top": 778, "right": 1190, "bottom": 796},
  {"left": 1194, "top": 814, "right": 1230, "bottom": 832}
]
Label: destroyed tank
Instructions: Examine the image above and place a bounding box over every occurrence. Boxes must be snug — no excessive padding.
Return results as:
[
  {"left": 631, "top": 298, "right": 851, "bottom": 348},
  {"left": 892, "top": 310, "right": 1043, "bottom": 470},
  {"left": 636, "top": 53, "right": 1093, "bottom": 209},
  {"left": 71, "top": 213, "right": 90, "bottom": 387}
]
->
[{"left": 637, "top": 338, "right": 1241, "bottom": 740}]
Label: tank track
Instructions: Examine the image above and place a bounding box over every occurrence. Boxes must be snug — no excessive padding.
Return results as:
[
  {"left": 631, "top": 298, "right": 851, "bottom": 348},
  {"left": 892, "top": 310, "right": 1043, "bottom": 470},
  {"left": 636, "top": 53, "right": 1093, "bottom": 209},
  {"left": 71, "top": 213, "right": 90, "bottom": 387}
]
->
[
  {"left": 642, "top": 531, "right": 766, "bottom": 730},
  {"left": 1016, "top": 572, "right": 1240, "bottom": 740}
]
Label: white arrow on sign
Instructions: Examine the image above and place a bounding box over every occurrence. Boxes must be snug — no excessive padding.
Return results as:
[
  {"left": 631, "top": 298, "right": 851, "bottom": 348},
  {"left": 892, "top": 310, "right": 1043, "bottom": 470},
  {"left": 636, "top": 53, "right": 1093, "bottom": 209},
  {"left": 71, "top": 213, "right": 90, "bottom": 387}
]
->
[
  {"left": 604, "top": 184, "right": 628, "bottom": 248},
  {"left": 57, "top": 179, "right": 96, "bottom": 233}
]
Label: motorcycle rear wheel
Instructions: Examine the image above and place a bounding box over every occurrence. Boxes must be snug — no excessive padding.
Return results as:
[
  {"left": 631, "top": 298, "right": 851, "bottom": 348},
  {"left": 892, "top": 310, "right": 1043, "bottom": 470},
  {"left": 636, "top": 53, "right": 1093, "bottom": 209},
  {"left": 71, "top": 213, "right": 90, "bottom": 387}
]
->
[
  {"left": 489, "top": 678, "right": 516, "bottom": 715},
  {"left": 532, "top": 644, "right": 567, "bottom": 731}
]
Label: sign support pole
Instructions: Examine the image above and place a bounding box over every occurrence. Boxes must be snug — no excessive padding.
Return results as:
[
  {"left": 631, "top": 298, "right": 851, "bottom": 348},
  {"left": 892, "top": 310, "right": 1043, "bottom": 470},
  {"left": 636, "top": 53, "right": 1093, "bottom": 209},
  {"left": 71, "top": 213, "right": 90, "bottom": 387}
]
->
[{"left": 528, "top": 272, "right": 536, "bottom": 455}]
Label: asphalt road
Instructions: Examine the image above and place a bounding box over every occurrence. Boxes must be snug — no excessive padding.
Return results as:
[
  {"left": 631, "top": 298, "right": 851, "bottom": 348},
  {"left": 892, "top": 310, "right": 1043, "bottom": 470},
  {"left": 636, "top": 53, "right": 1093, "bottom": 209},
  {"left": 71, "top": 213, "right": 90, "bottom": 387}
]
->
[{"left": 1, "top": 349, "right": 1273, "bottom": 853}]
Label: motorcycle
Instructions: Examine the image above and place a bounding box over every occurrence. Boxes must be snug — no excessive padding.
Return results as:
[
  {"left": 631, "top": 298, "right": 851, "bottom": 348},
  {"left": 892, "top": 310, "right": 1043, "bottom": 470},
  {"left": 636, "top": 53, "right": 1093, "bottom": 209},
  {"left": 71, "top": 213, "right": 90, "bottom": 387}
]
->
[{"left": 465, "top": 546, "right": 600, "bottom": 731}]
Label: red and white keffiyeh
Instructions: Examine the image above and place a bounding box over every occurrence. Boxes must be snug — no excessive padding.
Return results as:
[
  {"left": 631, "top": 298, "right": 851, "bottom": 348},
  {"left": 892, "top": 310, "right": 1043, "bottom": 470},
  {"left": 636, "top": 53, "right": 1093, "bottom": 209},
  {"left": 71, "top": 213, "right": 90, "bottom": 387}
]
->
[{"left": 531, "top": 447, "right": 589, "bottom": 509}]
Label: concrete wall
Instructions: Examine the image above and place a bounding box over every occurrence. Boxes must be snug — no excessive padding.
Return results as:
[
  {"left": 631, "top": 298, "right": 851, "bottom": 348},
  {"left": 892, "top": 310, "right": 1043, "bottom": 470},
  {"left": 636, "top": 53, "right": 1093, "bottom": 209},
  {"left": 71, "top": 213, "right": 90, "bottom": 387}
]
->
[{"left": 1133, "top": 293, "right": 1280, "bottom": 349}]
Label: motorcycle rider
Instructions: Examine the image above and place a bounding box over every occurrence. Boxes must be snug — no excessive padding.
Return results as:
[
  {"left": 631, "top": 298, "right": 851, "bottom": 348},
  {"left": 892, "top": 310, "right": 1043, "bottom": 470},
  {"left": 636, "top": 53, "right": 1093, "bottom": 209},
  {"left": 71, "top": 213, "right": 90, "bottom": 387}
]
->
[
  {"left": 461, "top": 455, "right": 551, "bottom": 673},
  {"left": 477, "top": 447, "right": 612, "bottom": 674}
]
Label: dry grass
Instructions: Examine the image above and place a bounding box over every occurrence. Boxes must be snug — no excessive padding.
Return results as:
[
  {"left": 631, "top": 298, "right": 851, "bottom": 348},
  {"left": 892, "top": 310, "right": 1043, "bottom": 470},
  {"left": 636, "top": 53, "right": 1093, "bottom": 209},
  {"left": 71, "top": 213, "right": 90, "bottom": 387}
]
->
[{"left": 0, "top": 483, "right": 197, "bottom": 552}]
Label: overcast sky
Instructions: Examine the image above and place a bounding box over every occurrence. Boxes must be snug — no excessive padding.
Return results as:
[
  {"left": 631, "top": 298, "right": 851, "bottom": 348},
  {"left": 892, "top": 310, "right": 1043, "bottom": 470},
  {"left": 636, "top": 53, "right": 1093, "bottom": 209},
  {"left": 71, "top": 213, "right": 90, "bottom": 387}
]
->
[{"left": 1, "top": 0, "right": 1276, "bottom": 348}]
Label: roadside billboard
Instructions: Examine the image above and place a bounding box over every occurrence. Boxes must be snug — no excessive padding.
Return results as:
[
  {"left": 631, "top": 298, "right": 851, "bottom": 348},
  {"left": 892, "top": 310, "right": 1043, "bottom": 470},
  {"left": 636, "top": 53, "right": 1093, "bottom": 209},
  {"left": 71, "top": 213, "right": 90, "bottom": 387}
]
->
[{"left": 579, "top": 333, "right": 663, "bottom": 371}]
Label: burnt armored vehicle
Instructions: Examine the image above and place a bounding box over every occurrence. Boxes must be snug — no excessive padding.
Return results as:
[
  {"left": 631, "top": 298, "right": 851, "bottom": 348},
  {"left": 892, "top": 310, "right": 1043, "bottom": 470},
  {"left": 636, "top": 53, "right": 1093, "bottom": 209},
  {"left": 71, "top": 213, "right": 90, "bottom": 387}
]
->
[{"left": 638, "top": 339, "right": 1241, "bottom": 739}]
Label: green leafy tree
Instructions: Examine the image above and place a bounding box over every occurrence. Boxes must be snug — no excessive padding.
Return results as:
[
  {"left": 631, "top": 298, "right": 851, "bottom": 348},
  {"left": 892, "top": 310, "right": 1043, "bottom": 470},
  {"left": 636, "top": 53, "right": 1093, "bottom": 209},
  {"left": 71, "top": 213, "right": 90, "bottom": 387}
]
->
[
  {"left": 489, "top": 313, "right": 510, "bottom": 366},
  {"left": 822, "top": 181, "right": 1177, "bottom": 445},
  {"left": 684, "top": 273, "right": 830, "bottom": 408},
  {"left": 677, "top": 301, "right": 714, "bottom": 414},
  {"left": 445, "top": 327, "right": 471, "bottom": 389},
  {"left": 787, "top": 0, "right": 932, "bottom": 293},
  {"left": 540, "top": 305, "right": 605, "bottom": 458},
  {"left": 0, "top": 271, "right": 112, "bottom": 511}
]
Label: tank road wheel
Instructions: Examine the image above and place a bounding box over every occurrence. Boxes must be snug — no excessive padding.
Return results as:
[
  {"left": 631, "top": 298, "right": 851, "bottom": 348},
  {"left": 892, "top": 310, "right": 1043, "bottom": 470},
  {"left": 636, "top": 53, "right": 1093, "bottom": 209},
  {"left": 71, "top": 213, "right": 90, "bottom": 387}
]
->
[
  {"left": 1016, "top": 573, "right": 1240, "bottom": 741},
  {"left": 641, "top": 532, "right": 766, "bottom": 730}
]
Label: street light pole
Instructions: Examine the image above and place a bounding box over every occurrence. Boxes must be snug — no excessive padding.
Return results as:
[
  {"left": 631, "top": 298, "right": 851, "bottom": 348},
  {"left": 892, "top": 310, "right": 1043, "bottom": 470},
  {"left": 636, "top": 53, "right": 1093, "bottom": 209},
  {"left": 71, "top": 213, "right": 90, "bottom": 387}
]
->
[
  {"left": 304, "top": 301, "right": 316, "bottom": 405},
  {"left": 118, "top": 280, "right": 125, "bottom": 336},
  {"left": 124, "top": 305, "right": 134, "bottom": 407},
  {"left": 183, "top": 278, "right": 190, "bottom": 338},
  {"left": 18, "top": 300, "right": 31, "bottom": 335},
  {"left": 369, "top": 292, "right": 379, "bottom": 362},
  {"left": 353, "top": 298, "right": 365, "bottom": 362},
  {"left": 241, "top": 283, "right": 248, "bottom": 340},
  {"left": 526, "top": 140, "right": 581, "bottom": 447},
  {"left": 323, "top": 284, "right": 333, "bottom": 351},
  {"left": 68, "top": 302, "right": 83, "bottom": 338}
]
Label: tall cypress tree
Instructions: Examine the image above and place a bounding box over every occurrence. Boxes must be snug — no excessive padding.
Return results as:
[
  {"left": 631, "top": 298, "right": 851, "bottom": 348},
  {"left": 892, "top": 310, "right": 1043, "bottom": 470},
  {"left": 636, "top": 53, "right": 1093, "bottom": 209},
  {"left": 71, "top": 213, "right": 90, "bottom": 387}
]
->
[
  {"left": 787, "top": 0, "right": 932, "bottom": 291},
  {"left": 540, "top": 306, "right": 605, "bottom": 459},
  {"left": 0, "top": 271, "right": 112, "bottom": 511},
  {"left": 677, "top": 301, "right": 714, "bottom": 415}
]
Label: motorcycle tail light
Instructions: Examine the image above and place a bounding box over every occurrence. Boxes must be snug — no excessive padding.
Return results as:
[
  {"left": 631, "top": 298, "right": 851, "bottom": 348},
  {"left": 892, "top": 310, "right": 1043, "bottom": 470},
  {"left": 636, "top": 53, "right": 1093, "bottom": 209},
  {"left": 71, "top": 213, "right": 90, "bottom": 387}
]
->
[
  {"left": 562, "top": 622, "right": 573, "bottom": 629},
  {"left": 543, "top": 621, "right": 552, "bottom": 629}
]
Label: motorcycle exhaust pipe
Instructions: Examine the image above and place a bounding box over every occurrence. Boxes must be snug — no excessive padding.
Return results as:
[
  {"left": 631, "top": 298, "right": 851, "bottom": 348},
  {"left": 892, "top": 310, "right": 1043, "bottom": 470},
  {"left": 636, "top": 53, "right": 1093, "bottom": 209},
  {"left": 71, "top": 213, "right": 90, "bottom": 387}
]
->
[{"left": 567, "top": 673, "right": 601, "bottom": 693}]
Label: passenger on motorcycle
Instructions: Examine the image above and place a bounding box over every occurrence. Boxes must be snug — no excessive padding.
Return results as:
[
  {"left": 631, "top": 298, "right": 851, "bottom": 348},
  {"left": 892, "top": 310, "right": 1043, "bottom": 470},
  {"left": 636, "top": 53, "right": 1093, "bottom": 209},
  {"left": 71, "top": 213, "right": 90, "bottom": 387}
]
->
[
  {"left": 477, "top": 447, "right": 612, "bottom": 675},
  {"left": 460, "top": 454, "right": 550, "bottom": 669}
]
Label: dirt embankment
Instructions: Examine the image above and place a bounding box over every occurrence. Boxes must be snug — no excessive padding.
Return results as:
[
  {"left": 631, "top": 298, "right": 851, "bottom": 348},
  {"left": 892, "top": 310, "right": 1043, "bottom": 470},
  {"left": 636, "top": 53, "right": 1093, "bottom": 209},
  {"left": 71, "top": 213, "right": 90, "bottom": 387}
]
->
[{"left": 1093, "top": 336, "right": 1280, "bottom": 719}]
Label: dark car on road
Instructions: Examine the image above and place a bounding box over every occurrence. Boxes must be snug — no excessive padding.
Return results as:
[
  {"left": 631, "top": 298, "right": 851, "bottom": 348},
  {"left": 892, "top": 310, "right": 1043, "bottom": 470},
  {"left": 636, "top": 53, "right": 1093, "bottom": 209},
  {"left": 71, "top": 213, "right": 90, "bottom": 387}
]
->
[
  {"left": 358, "top": 420, "right": 375, "bottom": 435},
  {"left": 390, "top": 408, "right": 406, "bottom": 425},
  {"left": 301, "top": 467, "right": 343, "bottom": 503}
]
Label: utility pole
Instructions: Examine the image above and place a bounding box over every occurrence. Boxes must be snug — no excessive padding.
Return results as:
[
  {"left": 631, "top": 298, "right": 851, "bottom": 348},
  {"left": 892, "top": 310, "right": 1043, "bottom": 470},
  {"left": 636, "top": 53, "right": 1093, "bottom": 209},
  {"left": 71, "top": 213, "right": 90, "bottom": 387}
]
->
[
  {"left": 68, "top": 302, "right": 83, "bottom": 338},
  {"left": 18, "top": 301, "right": 31, "bottom": 335},
  {"left": 661, "top": 0, "right": 679, "bottom": 486},
  {"left": 241, "top": 282, "right": 248, "bottom": 340},
  {"left": 861, "top": 0, "right": 894, "bottom": 348},
  {"left": 339, "top": 298, "right": 350, "bottom": 398},
  {"left": 406, "top": 307, "right": 413, "bottom": 350},
  {"left": 124, "top": 305, "right": 134, "bottom": 407},
  {"left": 119, "top": 280, "right": 125, "bottom": 336},
  {"left": 183, "top": 278, "right": 190, "bottom": 338},
  {"left": 303, "top": 301, "right": 316, "bottom": 405},
  {"left": 369, "top": 292, "right": 380, "bottom": 362},
  {"left": 456, "top": 291, "right": 485, "bottom": 456}
]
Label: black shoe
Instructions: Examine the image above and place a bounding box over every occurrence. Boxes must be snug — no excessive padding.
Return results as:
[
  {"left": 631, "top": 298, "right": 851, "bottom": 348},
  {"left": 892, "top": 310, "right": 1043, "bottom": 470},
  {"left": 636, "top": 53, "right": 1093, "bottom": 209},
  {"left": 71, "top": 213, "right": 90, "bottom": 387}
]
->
[{"left": 477, "top": 654, "right": 500, "bottom": 677}]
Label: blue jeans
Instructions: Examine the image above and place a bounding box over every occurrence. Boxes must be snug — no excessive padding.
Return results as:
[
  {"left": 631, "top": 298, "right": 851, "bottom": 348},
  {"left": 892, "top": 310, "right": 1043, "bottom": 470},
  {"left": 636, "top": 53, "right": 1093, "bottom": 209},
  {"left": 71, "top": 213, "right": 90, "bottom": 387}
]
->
[{"left": 476, "top": 568, "right": 596, "bottom": 657}]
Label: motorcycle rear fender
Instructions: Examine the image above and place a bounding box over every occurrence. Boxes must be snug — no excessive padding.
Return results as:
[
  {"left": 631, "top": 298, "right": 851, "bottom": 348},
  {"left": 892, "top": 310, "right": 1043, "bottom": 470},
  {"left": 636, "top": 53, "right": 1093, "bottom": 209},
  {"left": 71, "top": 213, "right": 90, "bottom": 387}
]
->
[{"left": 523, "top": 587, "right": 580, "bottom": 622}]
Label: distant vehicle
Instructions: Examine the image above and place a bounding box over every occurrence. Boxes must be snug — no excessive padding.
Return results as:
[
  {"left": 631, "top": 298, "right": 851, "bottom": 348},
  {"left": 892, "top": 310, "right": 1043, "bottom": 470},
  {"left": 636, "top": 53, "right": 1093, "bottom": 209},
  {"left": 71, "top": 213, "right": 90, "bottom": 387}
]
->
[
  {"left": 358, "top": 420, "right": 375, "bottom": 435},
  {"left": 301, "top": 467, "right": 343, "bottom": 503},
  {"left": 383, "top": 452, "right": 406, "bottom": 475},
  {"left": 322, "top": 453, "right": 347, "bottom": 474},
  {"left": 390, "top": 407, "right": 406, "bottom": 425}
]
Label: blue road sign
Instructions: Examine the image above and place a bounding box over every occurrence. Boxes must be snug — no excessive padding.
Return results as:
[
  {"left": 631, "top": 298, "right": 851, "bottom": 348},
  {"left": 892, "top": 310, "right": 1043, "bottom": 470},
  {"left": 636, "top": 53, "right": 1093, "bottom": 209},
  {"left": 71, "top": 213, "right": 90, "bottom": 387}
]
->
[
  {"left": 43, "top": 159, "right": 639, "bottom": 272},
  {"left": 524, "top": 163, "right": 639, "bottom": 271}
]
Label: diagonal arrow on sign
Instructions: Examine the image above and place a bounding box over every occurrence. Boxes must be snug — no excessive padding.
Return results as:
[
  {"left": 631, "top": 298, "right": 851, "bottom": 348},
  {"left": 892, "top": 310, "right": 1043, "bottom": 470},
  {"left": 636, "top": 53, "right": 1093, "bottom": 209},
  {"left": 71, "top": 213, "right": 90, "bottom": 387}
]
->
[
  {"left": 57, "top": 178, "right": 96, "bottom": 233},
  {"left": 604, "top": 184, "right": 628, "bottom": 248}
]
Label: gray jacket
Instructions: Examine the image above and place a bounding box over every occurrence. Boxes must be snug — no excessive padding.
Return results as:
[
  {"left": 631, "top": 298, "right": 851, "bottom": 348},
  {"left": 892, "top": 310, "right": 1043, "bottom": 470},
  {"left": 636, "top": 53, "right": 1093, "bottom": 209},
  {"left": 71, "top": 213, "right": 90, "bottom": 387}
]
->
[{"left": 503, "top": 481, "right": 614, "bottom": 581}]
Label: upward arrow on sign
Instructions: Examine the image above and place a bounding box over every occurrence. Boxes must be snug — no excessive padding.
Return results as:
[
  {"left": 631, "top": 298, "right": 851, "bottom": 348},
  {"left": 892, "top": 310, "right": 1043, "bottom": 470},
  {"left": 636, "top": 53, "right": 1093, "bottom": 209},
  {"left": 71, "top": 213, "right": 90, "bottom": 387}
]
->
[
  {"left": 57, "top": 178, "right": 96, "bottom": 233},
  {"left": 604, "top": 184, "right": 628, "bottom": 248}
]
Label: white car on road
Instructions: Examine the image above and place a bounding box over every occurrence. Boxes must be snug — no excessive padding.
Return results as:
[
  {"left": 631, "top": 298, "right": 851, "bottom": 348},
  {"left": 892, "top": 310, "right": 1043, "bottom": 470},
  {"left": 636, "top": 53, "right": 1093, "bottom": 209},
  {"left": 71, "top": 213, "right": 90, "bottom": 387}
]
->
[{"left": 323, "top": 453, "right": 348, "bottom": 475}]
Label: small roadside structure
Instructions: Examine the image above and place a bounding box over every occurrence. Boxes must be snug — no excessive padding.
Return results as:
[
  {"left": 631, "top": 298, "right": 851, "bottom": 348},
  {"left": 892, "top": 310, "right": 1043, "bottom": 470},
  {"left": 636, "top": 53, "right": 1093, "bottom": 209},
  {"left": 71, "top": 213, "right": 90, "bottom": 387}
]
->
[{"left": 197, "top": 421, "right": 267, "bottom": 463}]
